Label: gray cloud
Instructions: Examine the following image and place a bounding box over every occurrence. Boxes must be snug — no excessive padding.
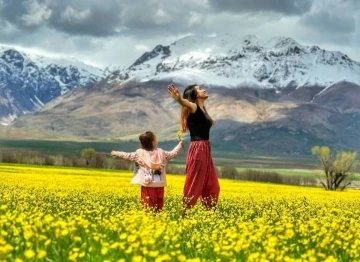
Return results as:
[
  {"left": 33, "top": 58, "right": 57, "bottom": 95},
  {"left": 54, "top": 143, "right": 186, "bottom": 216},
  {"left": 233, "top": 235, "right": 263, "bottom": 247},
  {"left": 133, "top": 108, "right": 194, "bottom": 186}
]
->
[
  {"left": 208, "top": 0, "right": 314, "bottom": 15},
  {"left": 120, "top": 1, "right": 207, "bottom": 29},
  {"left": 49, "top": 3, "right": 123, "bottom": 36},
  {"left": 0, "top": 0, "right": 209, "bottom": 37},
  {"left": 0, "top": 0, "right": 124, "bottom": 36},
  {"left": 349, "top": 0, "right": 360, "bottom": 9},
  {"left": 301, "top": 10, "right": 356, "bottom": 33},
  {"left": 117, "top": 0, "right": 210, "bottom": 38},
  {"left": 19, "top": 0, "right": 52, "bottom": 27},
  {"left": 0, "top": 0, "right": 40, "bottom": 30},
  {"left": 0, "top": 0, "right": 359, "bottom": 67},
  {"left": 299, "top": 0, "right": 359, "bottom": 39}
]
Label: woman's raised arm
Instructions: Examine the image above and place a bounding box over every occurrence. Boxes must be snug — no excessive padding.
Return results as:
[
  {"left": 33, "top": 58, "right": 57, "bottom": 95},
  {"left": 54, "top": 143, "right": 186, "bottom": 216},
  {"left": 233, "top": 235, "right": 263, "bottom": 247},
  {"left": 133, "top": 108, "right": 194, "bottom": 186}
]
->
[{"left": 168, "top": 84, "right": 197, "bottom": 113}]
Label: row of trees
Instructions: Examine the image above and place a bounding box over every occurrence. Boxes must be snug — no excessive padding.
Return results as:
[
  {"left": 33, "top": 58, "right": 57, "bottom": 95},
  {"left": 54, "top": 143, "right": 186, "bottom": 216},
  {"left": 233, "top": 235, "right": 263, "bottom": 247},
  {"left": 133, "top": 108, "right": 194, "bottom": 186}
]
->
[
  {"left": 0, "top": 145, "right": 358, "bottom": 190},
  {"left": 219, "top": 166, "right": 317, "bottom": 186},
  {"left": 0, "top": 147, "right": 317, "bottom": 186},
  {"left": 0, "top": 148, "right": 132, "bottom": 170},
  {"left": 0, "top": 148, "right": 186, "bottom": 174}
]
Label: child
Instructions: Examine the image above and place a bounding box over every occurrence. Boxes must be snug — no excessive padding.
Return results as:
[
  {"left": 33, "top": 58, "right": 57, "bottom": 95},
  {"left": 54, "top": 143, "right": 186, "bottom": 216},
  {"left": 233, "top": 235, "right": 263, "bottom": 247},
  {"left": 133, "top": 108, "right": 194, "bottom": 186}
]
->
[{"left": 110, "top": 131, "right": 184, "bottom": 212}]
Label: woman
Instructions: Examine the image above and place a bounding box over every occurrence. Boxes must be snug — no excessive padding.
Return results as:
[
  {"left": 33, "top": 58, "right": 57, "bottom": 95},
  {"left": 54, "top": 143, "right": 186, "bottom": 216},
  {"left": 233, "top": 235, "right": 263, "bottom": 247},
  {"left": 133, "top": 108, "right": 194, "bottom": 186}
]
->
[{"left": 168, "top": 83, "right": 220, "bottom": 210}]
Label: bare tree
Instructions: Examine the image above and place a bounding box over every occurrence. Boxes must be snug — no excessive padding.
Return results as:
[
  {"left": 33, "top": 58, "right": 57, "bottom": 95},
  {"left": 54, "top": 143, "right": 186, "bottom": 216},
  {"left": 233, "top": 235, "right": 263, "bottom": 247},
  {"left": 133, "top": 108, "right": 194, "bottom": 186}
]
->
[
  {"left": 311, "top": 146, "right": 358, "bottom": 191},
  {"left": 89, "top": 153, "right": 107, "bottom": 168},
  {"left": 221, "top": 166, "right": 238, "bottom": 179}
]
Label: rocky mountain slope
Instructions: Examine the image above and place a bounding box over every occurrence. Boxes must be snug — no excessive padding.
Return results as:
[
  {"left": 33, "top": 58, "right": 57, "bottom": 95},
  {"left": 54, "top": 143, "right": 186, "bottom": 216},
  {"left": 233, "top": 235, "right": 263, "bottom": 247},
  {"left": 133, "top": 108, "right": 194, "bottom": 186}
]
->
[{"left": 0, "top": 46, "right": 103, "bottom": 125}]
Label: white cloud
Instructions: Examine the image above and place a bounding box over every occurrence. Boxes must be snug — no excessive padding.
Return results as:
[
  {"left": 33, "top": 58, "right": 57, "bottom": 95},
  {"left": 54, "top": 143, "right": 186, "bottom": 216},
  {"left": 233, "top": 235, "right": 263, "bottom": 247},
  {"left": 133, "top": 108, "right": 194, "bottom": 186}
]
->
[
  {"left": 20, "top": 0, "right": 52, "bottom": 27},
  {"left": 188, "top": 11, "right": 206, "bottom": 27},
  {"left": 135, "top": 44, "right": 150, "bottom": 52},
  {"left": 60, "top": 6, "right": 91, "bottom": 24},
  {"left": 153, "top": 8, "right": 173, "bottom": 25}
]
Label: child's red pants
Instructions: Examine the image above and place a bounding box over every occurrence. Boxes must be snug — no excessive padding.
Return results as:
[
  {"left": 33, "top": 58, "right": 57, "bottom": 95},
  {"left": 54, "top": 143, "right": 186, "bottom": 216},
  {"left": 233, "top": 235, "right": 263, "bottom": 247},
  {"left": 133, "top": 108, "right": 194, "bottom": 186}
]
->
[{"left": 141, "top": 186, "right": 164, "bottom": 211}]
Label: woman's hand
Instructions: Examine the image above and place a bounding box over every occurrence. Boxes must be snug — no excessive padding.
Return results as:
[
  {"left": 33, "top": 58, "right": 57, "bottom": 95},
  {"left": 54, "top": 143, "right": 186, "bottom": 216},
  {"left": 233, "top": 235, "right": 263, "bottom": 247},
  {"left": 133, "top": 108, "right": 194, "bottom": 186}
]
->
[
  {"left": 180, "top": 141, "right": 184, "bottom": 148},
  {"left": 168, "top": 83, "right": 197, "bottom": 113},
  {"left": 168, "top": 84, "right": 181, "bottom": 102}
]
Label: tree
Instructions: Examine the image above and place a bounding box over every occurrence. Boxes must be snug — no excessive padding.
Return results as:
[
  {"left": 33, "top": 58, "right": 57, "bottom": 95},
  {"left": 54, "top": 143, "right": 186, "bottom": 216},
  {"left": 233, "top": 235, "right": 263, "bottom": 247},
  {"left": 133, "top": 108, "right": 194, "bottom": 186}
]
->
[
  {"left": 311, "top": 146, "right": 358, "bottom": 191},
  {"left": 81, "top": 148, "right": 96, "bottom": 167},
  {"left": 221, "top": 165, "right": 238, "bottom": 179},
  {"left": 89, "top": 153, "right": 107, "bottom": 168}
]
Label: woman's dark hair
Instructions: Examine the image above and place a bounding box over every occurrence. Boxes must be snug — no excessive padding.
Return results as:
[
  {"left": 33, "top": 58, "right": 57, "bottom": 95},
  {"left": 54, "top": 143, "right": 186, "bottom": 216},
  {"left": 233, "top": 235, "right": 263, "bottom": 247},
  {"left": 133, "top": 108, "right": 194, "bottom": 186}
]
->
[
  {"left": 183, "top": 84, "right": 197, "bottom": 103},
  {"left": 139, "top": 131, "right": 155, "bottom": 151},
  {"left": 181, "top": 84, "right": 198, "bottom": 132}
]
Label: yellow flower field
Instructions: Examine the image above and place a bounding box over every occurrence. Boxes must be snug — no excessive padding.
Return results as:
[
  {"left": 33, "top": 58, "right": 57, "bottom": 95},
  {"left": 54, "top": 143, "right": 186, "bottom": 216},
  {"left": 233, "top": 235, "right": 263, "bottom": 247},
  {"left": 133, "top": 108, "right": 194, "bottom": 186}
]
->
[{"left": 0, "top": 164, "right": 360, "bottom": 262}]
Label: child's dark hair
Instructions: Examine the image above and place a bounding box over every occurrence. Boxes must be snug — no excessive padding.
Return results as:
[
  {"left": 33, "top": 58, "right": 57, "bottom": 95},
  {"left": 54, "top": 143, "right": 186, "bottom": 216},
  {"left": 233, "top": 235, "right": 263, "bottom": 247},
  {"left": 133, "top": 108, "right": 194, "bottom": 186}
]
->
[{"left": 139, "top": 131, "right": 156, "bottom": 151}]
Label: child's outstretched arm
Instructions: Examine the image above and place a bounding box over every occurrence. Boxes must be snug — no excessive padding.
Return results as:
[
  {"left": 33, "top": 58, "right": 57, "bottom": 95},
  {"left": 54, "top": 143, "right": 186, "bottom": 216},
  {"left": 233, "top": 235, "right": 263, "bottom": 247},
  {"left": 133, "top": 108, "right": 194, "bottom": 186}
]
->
[
  {"left": 110, "top": 150, "right": 139, "bottom": 162},
  {"left": 164, "top": 141, "right": 184, "bottom": 161}
]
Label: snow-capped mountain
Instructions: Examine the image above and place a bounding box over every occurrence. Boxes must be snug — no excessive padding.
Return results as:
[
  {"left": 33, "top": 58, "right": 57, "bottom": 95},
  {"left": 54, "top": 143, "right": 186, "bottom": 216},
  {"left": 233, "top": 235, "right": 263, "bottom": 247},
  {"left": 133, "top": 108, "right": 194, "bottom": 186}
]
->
[
  {"left": 0, "top": 46, "right": 103, "bottom": 124},
  {"left": 4, "top": 35, "right": 360, "bottom": 155},
  {"left": 108, "top": 34, "right": 360, "bottom": 88},
  {"left": 103, "top": 65, "right": 127, "bottom": 77}
]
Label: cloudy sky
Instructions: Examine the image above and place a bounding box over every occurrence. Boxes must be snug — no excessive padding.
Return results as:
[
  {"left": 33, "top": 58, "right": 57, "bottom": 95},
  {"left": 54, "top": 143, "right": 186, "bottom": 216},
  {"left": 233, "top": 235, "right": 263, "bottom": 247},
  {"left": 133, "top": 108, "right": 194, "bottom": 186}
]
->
[{"left": 0, "top": 0, "right": 359, "bottom": 68}]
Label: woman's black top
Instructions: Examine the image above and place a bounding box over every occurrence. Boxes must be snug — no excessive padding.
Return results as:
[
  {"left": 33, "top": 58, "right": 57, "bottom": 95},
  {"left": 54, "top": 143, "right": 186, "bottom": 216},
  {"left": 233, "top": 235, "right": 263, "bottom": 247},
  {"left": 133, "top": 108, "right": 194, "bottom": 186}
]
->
[{"left": 187, "top": 105, "right": 212, "bottom": 141}]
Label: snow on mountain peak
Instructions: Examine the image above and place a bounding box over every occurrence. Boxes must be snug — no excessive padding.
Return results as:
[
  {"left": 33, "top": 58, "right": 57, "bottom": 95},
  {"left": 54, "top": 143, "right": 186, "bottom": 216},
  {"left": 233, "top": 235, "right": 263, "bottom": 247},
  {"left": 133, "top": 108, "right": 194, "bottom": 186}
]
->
[
  {"left": 267, "top": 37, "right": 300, "bottom": 49},
  {"left": 0, "top": 44, "right": 103, "bottom": 77},
  {"left": 170, "top": 34, "right": 259, "bottom": 57},
  {"left": 109, "top": 34, "right": 360, "bottom": 89},
  {"left": 0, "top": 44, "right": 105, "bottom": 124}
]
